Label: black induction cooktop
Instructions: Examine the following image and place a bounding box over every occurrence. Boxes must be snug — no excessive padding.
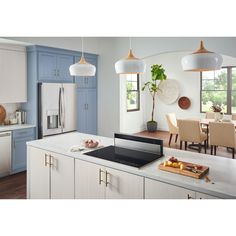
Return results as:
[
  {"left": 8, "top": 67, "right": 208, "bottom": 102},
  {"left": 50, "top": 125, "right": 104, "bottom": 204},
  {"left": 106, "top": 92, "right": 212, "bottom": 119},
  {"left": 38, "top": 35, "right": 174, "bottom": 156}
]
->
[{"left": 84, "top": 145, "right": 162, "bottom": 168}]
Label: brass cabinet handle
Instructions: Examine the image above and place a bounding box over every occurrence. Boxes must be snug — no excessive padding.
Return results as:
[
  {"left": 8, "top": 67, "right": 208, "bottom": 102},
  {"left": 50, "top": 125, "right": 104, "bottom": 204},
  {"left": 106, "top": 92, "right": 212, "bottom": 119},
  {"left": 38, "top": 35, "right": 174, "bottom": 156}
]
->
[
  {"left": 49, "top": 155, "right": 53, "bottom": 167},
  {"left": 99, "top": 169, "right": 105, "bottom": 185},
  {"left": 105, "top": 171, "right": 110, "bottom": 187}
]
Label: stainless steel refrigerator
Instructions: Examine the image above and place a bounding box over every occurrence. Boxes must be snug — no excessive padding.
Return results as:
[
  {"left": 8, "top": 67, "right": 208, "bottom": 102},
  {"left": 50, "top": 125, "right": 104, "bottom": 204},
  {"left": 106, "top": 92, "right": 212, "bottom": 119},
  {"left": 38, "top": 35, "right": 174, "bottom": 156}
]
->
[{"left": 39, "top": 83, "right": 77, "bottom": 138}]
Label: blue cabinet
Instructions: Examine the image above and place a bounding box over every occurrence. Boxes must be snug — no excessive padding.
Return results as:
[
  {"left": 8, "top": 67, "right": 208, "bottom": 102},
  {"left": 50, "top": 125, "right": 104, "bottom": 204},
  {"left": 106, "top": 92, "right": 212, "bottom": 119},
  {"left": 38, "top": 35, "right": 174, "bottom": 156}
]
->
[
  {"left": 74, "top": 55, "right": 97, "bottom": 88},
  {"left": 12, "top": 128, "right": 35, "bottom": 174},
  {"left": 38, "top": 52, "right": 74, "bottom": 82},
  {"left": 77, "top": 88, "right": 97, "bottom": 135}
]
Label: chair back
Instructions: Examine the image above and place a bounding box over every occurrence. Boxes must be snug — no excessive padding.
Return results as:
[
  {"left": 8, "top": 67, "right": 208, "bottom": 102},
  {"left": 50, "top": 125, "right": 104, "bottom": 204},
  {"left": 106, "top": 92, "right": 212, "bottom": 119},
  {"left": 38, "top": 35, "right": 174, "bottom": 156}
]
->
[
  {"left": 232, "top": 114, "right": 236, "bottom": 120},
  {"left": 205, "top": 112, "right": 215, "bottom": 119},
  {"left": 177, "top": 119, "right": 202, "bottom": 143},
  {"left": 209, "top": 122, "right": 235, "bottom": 148},
  {"left": 166, "top": 113, "right": 178, "bottom": 134}
]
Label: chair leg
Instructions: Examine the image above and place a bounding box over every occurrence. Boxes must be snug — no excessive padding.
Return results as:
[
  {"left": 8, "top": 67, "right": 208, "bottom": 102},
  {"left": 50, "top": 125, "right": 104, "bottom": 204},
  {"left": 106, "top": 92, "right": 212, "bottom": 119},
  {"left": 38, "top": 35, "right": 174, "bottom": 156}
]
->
[
  {"left": 168, "top": 134, "right": 173, "bottom": 146},
  {"left": 175, "top": 134, "right": 178, "bottom": 143},
  {"left": 232, "top": 148, "right": 235, "bottom": 159},
  {"left": 210, "top": 145, "right": 213, "bottom": 155},
  {"left": 214, "top": 146, "right": 217, "bottom": 155},
  {"left": 180, "top": 141, "right": 183, "bottom": 150},
  {"left": 198, "top": 143, "right": 201, "bottom": 153},
  {"left": 204, "top": 140, "right": 207, "bottom": 154},
  {"left": 185, "top": 141, "right": 187, "bottom": 150}
]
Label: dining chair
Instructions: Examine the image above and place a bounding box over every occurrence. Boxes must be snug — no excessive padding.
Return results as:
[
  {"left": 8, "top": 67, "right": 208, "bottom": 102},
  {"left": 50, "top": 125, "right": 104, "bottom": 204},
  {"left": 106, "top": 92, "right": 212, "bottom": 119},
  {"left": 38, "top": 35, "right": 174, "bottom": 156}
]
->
[
  {"left": 166, "top": 113, "right": 179, "bottom": 146},
  {"left": 209, "top": 122, "right": 235, "bottom": 159},
  {"left": 205, "top": 112, "right": 215, "bottom": 119},
  {"left": 232, "top": 114, "right": 236, "bottom": 120},
  {"left": 177, "top": 119, "right": 207, "bottom": 153}
]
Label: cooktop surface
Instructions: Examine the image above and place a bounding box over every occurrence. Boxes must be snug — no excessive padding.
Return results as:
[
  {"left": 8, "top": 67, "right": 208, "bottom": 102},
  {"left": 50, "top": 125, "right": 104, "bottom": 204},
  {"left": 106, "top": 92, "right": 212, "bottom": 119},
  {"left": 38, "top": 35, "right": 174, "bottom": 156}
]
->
[{"left": 84, "top": 145, "right": 162, "bottom": 168}]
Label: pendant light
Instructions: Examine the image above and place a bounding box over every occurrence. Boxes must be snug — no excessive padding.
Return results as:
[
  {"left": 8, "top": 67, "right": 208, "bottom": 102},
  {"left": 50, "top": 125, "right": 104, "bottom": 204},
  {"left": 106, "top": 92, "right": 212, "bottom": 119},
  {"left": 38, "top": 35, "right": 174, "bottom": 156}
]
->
[
  {"left": 115, "top": 37, "right": 146, "bottom": 74},
  {"left": 69, "top": 37, "right": 96, "bottom": 76},
  {"left": 181, "top": 41, "right": 223, "bottom": 72}
]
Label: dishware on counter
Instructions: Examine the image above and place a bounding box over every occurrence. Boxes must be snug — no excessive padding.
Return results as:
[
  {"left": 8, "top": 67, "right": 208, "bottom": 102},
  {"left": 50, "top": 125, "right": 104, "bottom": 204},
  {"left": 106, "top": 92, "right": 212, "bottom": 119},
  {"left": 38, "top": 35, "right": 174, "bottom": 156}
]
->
[
  {"left": 0, "top": 105, "right": 6, "bottom": 125},
  {"left": 15, "top": 110, "right": 26, "bottom": 124}
]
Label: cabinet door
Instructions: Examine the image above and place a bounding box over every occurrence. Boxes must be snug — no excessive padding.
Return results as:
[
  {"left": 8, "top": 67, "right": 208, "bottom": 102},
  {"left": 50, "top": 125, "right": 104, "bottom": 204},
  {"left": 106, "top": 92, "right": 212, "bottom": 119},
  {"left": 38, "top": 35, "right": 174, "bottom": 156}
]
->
[
  {"left": 50, "top": 152, "right": 75, "bottom": 199},
  {"left": 28, "top": 147, "right": 50, "bottom": 199},
  {"left": 145, "top": 178, "right": 195, "bottom": 199},
  {"left": 105, "top": 168, "right": 144, "bottom": 199},
  {"left": 76, "top": 89, "right": 87, "bottom": 133},
  {"left": 0, "top": 48, "right": 26, "bottom": 103},
  {"left": 38, "top": 52, "right": 57, "bottom": 81},
  {"left": 56, "top": 54, "right": 74, "bottom": 82},
  {"left": 195, "top": 192, "right": 219, "bottom": 199},
  {"left": 75, "top": 159, "right": 106, "bottom": 199},
  {"left": 86, "top": 89, "right": 97, "bottom": 135}
]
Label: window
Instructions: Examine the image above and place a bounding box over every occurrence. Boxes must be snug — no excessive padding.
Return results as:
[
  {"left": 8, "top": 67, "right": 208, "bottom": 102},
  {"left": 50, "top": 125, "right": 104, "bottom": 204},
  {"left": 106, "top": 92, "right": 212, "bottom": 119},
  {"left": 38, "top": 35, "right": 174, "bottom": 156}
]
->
[
  {"left": 126, "top": 74, "right": 140, "bottom": 112},
  {"left": 201, "top": 67, "right": 236, "bottom": 114}
]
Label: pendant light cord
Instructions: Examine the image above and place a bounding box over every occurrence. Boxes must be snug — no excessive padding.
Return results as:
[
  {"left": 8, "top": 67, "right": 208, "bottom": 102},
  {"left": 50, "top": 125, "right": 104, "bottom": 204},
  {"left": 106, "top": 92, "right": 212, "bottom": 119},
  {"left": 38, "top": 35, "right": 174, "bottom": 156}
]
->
[
  {"left": 81, "top": 37, "right": 84, "bottom": 57},
  {"left": 129, "top": 37, "right": 132, "bottom": 50}
]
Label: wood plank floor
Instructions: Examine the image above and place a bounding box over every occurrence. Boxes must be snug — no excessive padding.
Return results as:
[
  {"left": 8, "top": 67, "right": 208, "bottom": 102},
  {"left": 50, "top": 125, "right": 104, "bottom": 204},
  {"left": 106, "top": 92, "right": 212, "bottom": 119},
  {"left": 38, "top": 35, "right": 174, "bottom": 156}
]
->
[
  {"left": 136, "top": 130, "right": 234, "bottom": 159},
  {"left": 0, "top": 171, "right": 26, "bottom": 199}
]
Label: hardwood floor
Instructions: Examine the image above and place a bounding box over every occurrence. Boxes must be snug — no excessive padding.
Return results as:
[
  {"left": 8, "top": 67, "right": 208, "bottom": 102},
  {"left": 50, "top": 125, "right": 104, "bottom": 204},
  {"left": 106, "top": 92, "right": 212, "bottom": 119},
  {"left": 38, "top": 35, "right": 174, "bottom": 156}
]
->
[
  {"left": 0, "top": 171, "right": 26, "bottom": 199},
  {"left": 136, "top": 130, "right": 234, "bottom": 159}
]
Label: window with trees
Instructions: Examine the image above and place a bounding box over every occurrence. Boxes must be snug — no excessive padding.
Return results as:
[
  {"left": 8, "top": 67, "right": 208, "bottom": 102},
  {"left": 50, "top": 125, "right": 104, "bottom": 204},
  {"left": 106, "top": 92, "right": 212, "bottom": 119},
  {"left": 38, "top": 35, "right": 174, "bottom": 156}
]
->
[
  {"left": 126, "top": 74, "right": 140, "bottom": 112},
  {"left": 201, "top": 67, "right": 236, "bottom": 114}
]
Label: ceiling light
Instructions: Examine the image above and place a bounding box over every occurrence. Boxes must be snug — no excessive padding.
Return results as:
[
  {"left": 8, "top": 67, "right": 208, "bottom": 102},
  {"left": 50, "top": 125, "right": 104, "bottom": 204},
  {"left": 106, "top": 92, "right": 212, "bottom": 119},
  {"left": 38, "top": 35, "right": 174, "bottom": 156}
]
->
[
  {"left": 115, "top": 37, "right": 146, "bottom": 74},
  {"left": 69, "top": 38, "right": 96, "bottom": 76},
  {"left": 181, "top": 41, "right": 223, "bottom": 72}
]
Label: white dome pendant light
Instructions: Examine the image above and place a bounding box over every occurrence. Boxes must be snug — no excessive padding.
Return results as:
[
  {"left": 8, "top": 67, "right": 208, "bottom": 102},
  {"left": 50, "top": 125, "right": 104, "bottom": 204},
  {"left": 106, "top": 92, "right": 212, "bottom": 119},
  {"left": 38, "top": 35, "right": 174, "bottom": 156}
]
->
[
  {"left": 69, "top": 37, "right": 96, "bottom": 76},
  {"left": 181, "top": 40, "right": 223, "bottom": 72},
  {"left": 115, "top": 37, "right": 146, "bottom": 74}
]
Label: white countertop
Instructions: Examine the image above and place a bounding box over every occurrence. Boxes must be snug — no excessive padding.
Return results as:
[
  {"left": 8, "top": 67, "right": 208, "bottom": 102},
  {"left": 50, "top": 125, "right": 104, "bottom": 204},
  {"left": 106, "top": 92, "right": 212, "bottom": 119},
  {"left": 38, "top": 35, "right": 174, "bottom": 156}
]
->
[
  {"left": 0, "top": 124, "right": 36, "bottom": 132},
  {"left": 27, "top": 132, "right": 236, "bottom": 199}
]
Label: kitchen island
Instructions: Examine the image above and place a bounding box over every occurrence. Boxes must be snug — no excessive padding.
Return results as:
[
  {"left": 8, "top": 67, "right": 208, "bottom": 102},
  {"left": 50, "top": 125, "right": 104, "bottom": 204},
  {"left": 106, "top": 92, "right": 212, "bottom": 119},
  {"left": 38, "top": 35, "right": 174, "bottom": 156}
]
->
[{"left": 27, "top": 132, "right": 236, "bottom": 199}]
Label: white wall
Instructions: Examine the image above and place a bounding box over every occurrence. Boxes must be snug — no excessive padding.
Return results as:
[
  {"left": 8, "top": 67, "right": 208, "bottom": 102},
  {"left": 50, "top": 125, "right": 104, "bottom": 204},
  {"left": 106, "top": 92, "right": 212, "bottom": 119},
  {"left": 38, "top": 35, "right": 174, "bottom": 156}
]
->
[{"left": 120, "top": 51, "right": 236, "bottom": 133}]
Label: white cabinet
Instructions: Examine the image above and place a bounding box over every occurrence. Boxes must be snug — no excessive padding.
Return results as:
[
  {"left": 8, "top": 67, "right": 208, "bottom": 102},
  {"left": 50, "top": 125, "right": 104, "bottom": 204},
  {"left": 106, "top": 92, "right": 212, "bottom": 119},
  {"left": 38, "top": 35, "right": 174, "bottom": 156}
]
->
[
  {"left": 75, "top": 159, "right": 144, "bottom": 199},
  {"left": 145, "top": 178, "right": 195, "bottom": 199},
  {"left": 195, "top": 192, "right": 219, "bottom": 199},
  {"left": 28, "top": 147, "right": 74, "bottom": 199},
  {"left": 0, "top": 45, "right": 26, "bottom": 103}
]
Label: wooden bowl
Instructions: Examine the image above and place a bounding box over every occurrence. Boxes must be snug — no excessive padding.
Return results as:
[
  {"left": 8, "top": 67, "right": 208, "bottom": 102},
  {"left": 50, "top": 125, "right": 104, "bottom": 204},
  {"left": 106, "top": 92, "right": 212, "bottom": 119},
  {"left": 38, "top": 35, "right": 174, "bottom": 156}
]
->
[{"left": 178, "top": 97, "right": 191, "bottom": 110}]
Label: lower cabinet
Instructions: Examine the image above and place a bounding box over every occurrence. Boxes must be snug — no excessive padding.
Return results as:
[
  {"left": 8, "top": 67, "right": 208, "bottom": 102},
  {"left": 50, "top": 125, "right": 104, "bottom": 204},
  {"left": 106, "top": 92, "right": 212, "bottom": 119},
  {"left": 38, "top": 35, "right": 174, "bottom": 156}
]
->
[
  {"left": 12, "top": 128, "right": 35, "bottom": 174},
  {"left": 75, "top": 159, "right": 144, "bottom": 199},
  {"left": 145, "top": 178, "right": 195, "bottom": 199},
  {"left": 28, "top": 147, "right": 74, "bottom": 199}
]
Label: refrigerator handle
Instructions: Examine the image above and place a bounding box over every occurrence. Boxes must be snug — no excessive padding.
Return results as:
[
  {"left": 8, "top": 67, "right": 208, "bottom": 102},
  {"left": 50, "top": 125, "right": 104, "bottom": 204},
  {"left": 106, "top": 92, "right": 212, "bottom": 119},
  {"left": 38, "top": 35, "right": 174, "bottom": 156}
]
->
[
  {"left": 62, "top": 87, "right": 65, "bottom": 128},
  {"left": 58, "top": 87, "right": 62, "bottom": 126}
]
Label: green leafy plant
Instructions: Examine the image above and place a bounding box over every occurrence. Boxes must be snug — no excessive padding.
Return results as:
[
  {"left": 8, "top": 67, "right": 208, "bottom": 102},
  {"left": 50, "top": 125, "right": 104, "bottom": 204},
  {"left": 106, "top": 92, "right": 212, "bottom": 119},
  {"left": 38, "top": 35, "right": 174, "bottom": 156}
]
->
[{"left": 142, "top": 64, "right": 167, "bottom": 122}]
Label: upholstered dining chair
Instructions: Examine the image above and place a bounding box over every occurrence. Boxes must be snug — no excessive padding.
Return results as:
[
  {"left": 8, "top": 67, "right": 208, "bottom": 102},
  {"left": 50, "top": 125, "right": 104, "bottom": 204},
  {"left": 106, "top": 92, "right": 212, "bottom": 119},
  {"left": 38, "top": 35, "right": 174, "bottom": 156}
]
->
[
  {"left": 166, "top": 113, "right": 179, "bottom": 146},
  {"left": 209, "top": 122, "right": 235, "bottom": 159},
  {"left": 177, "top": 119, "right": 207, "bottom": 153},
  {"left": 205, "top": 112, "right": 215, "bottom": 119},
  {"left": 232, "top": 113, "right": 236, "bottom": 120}
]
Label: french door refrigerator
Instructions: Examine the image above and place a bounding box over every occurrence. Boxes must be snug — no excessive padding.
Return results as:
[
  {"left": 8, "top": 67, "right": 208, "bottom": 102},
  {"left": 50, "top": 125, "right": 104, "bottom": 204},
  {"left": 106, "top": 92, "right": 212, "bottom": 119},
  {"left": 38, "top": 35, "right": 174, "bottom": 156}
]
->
[{"left": 39, "top": 83, "right": 77, "bottom": 138}]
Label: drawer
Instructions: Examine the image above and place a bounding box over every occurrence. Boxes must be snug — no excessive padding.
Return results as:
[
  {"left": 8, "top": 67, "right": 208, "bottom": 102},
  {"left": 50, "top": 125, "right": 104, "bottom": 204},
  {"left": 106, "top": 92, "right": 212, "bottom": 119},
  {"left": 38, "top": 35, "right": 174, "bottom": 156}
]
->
[{"left": 13, "top": 128, "right": 35, "bottom": 139}]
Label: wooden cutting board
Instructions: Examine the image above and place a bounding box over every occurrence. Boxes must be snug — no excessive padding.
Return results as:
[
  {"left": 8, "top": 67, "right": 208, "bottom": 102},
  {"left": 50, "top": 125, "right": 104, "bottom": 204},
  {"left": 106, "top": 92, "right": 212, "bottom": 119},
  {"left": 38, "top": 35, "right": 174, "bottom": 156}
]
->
[
  {"left": 0, "top": 105, "right": 6, "bottom": 124},
  {"left": 159, "top": 161, "right": 209, "bottom": 179}
]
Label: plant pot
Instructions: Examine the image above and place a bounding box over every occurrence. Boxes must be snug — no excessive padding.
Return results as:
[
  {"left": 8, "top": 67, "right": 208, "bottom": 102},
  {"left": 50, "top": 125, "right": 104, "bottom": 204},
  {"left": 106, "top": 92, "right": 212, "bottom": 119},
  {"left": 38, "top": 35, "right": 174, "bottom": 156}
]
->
[{"left": 147, "top": 121, "right": 157, "bottom": 132}]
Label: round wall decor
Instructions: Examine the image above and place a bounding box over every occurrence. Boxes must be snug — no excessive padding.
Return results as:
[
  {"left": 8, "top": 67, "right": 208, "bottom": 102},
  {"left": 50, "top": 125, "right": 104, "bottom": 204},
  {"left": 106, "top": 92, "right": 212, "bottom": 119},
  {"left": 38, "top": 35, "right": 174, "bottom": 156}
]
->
[
  {"left": 0, "top": 105, "right": 6, "bottom": 124},
  {"left": 178, "top": 96, "right": 191, "bottom": 109},
  {"left": 157, "top": 79, "right": 180, "bottom": 104}
]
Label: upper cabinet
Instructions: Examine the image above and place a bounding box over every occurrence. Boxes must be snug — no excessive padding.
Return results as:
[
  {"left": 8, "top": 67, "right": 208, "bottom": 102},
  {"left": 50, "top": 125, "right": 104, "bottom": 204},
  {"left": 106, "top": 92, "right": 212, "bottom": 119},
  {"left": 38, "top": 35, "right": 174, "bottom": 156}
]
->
[
  {"left": 0, "top": 44, "right": 26, "bottom": 103},
  {"left": 74, "top": 54, "right": 97, "bottom": 88},
  {"left": 38, "top": 52, "right": 74, "bottom": 82}
]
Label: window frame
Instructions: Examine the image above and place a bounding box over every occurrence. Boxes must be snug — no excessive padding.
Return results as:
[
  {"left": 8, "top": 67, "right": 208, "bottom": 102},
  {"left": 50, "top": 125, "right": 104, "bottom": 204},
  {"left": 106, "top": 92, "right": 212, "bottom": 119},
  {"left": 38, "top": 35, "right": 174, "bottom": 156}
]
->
[
  {"left": 126, "top": 74, "right": 140, "bottom": 112},
  {"left": 200, "top": 66, "right": 236, "bottom": 115}
]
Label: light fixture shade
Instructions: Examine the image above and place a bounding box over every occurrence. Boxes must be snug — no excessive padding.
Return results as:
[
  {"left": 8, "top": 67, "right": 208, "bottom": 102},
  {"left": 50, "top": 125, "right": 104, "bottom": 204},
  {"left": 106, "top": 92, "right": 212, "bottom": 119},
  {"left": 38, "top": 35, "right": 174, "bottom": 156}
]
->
[
  {"left": 69, "top": 57, "right": 96, "bottom": 76},
  {"left": 181, "top": 41, "right": 223, "bottom": 72},
  {"left": 115, "top": 49, "right": 146, "bottom": 74}
]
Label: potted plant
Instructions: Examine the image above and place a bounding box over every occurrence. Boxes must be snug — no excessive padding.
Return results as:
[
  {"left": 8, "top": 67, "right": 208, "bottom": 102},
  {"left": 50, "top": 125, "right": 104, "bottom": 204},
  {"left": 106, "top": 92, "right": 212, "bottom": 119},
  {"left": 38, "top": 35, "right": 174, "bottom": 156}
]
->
[{"left": 142, "top": 64, "right": 167, "bottom": 132}]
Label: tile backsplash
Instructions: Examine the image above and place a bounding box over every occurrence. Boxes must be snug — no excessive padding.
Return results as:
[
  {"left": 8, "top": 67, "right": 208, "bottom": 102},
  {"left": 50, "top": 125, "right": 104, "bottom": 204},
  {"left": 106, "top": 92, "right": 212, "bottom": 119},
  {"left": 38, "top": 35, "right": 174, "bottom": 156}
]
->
[{"left": 0, "top": 103, "right": 21, "bottom": 119}]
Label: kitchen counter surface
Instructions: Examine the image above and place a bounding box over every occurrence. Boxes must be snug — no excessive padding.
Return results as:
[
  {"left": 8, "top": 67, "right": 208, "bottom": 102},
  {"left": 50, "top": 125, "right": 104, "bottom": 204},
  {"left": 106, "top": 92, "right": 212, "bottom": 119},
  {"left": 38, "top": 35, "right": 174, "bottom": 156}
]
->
[
  {"left": 0, "top": 124, "right": 36, "bottom": 132},
  {"left": 27, "top": 132, "right": 236, "bottom": 199}
]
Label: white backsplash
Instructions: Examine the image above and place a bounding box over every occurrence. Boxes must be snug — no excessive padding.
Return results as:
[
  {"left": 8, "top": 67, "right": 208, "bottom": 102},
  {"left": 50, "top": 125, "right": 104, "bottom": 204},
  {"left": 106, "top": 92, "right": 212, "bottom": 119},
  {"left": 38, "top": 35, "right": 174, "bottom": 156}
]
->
[{"left": 0, "top": 103, "right": 21, "bottom": 119}]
